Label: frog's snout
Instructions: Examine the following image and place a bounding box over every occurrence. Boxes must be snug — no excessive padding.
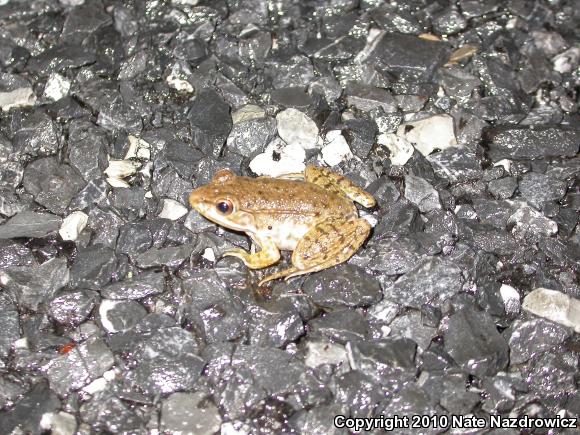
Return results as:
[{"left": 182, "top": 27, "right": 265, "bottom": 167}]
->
[{"left": 188, "top": 188, "right": 205, "bottom": 212}]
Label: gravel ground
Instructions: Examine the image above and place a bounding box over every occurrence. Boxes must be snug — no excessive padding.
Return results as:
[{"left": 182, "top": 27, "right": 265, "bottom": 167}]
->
[{"left": 0, "top": 0, "right": 579, "bottom": 434}]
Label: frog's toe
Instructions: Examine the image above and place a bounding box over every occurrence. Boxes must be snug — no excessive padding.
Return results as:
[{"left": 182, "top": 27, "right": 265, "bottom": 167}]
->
[{"left": 258, "top": 267, "right": 299, "bottom": 286}]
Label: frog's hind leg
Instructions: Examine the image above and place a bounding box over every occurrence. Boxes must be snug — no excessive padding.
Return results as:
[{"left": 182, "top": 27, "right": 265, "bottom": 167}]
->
[
  {"left": 258, "top": 217, "right": 372, "bottom": 285},
  {"left": 304, "top": 166, "right": 376, "bottom": 208}
]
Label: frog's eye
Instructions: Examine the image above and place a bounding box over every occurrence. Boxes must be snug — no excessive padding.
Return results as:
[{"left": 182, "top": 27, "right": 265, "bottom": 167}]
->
[{"left": 216, "top": 199, "right": 233, "bottom": 215}]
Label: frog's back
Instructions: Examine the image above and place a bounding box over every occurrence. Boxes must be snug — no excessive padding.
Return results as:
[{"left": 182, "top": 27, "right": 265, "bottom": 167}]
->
[{"left": 236, "top": 176, "right": 357, "bottom": 219}]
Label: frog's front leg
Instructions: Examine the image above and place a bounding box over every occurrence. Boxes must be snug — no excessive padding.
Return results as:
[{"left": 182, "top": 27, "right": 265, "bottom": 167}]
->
[
  {"left": 223, "top": 236, "right": 280, "bottom": 269},
  {"left": 259, "top": 217, "right": 371, "bottom": 285}
]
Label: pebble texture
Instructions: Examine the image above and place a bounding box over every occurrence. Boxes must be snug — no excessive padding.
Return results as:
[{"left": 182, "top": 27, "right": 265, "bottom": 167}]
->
[{"left": 0, "top": 1, "right": 578, "bottom": 433}]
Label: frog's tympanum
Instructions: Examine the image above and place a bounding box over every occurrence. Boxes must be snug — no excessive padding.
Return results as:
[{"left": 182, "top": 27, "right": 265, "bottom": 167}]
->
[{"left": 189, "top": 166, "right": 376, "bottom": 285}]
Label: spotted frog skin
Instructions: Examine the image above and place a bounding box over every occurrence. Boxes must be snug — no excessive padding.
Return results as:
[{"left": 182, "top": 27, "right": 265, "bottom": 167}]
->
[{"left": 189, "top": 166, "right": 376, "bottom": 285}]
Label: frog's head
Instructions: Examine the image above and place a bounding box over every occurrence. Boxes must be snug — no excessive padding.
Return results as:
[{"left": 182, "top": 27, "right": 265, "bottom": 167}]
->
[{"left": 189, "top": 169, "right": 256, "bottom": 233}]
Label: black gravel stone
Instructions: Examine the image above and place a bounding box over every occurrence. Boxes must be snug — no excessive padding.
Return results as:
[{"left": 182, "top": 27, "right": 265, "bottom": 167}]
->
[
  {"left": 525, "top": 349, "right": 577, "bottom": 403},
  {"left": 48, "top": 289, "right": 98, "bottom": 327},
  {"left": 484, "top": 126, "right": 580, "bottom": 161},
  {"left": 135, "top": 243, "right": 199, "bottom": 269},
  {"left": 383, "top": 257, "right": 463, "bottom": 308},
  {"left": 0, "top": 381, "right": 60, "bottom": 435},
  {"left": 43, "top": 337, "right": 115, "bottom": 396},
  {"left": 389, "top": 310, "right": 437, "bottom": 352},
  {"left": 289, "top": 404, "right": 348, "bottom": 435},
  {"left": 309, "top": 309, "right": 370, "bottom": 344},
  {"left": 0, "top": 294, "right": 20, "bottom": 361},
  {"left": 67, "top": 120, "right": 108, "bottom": 181},
  {"left": 161, "top": 392, "right": 221, "bottom": 434},
  {"left": 187, "top": 88, "right": 232, "bottom": 157},
  {"left": 430, "top": 373, "right": 480, "bottom": 415},
  {"left": 345, "top": 82, "right": 397, "bottom": 113},
  {"left": 504, "top": 317, "right": 572, "bottom": 365},
  {"left": 427, "top": 148, "right": 482, "bottom": 183},
  {"left": 343, "top": 118, "right": 378, "bottom": 159},
  {"left": 481, "top": 375, "right": 517, "bottom": 413},
  {"left": 100, "top": 270, "right": 165, "bottom": 300},
  {"left": 12, "top": 110, "right": 60, "bottom": 157},
  {"left": 332, "top": 370, "right": 384, "bottom": 418},
  {"left": 365, "top": 32, "right": 450, "bottom": 80},
  {"left": 99, "top": 299, "right": 147, "bottom": 333},
  {"left": 0, "top": 211, "right": 62, "bottom": 239},
  {"left": 404, "top": 174, "right": 441, "bottom": 213},
  {"left": 226, "top": 116, "right": 277, "bottom": 156},
  {"left": 364, "top": 237, "right": 424, "bottom": 275},
  {"left": 444, "top": 307, "right": 510, "bottom": 377},
  {"left": 2, "top": 257, "right": 69, "bottom": 312},
  {"left": 302, "top": 264, "right": 382, "bottom": 309},
  {"left": 124, "top": 326, "right": 205, "bottom": 395},
  {"left": 247, "top": 301, "right": 304, "bottom": 348},
  {"left": 518, "top": 172, "right": 567, "bottom": 210},
  {"left": 70, "top": 244, "right": 118, "bottom": 290},
  {"left": 79, "top": 390, "right": 144, "bottom": 433},
  {"left": 229, "top": 345, "right": 322, "bottom": 399},
  {"left": 178, "top": 270, "right": 247, "bottom": 344},
  {"left": 22, "top": 157, "right": 85, "bottom": 215},
  {"left": 487, "top": 176, "right": 518, "bottom": 199}
]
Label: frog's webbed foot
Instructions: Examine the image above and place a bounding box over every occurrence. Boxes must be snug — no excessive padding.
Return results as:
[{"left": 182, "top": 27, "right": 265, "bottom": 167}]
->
[
  {"left": 304, "top": 166, "right": 376, "bottom": 208},
  {"left": 223, "top": 238, "right": 280, "bottom": 270},
  {"left": 258, "top": 217, "right": 372, "bottom": 285}
]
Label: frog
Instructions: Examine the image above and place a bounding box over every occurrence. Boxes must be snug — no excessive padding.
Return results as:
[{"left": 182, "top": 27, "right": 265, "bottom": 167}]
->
[{"left": 188, "top": 165, "right": 376, "bottom": 285}]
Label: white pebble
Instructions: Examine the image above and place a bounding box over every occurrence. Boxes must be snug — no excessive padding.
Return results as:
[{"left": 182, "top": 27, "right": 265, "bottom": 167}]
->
[
  {"left": 377, "top": 132, "right": 414, "bottom": 166},
  {"left": 202, "top": 248, "right": 216, "bottom": 262},
  {"left": 43, "top": 73, "right": 71, "bottom": 101},
  {"left": 125, "top": 135, "right": 151, "bottom": 160},
  {"left": 522, "top": 288, "right": 580, "bottom": 333},
  {"left": 500, "top": 284, "right": 521, "bottom": 315},
  {"left": 304, "top": 341, "right": 350, "bottom": 370},
  {"left": 493, "top": 159, "right": 512, "bottom": 172},
  {"left": 249, "top": 138, "right": 306, "bottom": 177},
  {"left": 59, "top": 211, "right": 88, "bottom": 241},
  {"left": 321, "top": 130, "right": 353, "bottom": 166},
  {"left": 0, "top": 87, "right": 37, "bottom": 111},
  {"left": 166, "top": 61, "right": 194, "bottom": 93},
  {"left": 106, "top": 177, "right": 131, "bottom": 188},
  {"left": 396, "top": 114, "right": 457, "bottom": 156},
  {"left": 104, "top": 159, "right": 141, "bottom": 188},
  {"left": 98, "top": 300, "right": 120, "bottom": 333},
  {"left": 158, "top": 199, "right": 188, "bottom": 220},
  {"left": 82, "top": 377, "right": 108, "bottom": 395},
  {"left": 40, "top": 412, "right": 77, "bottom": 435},
  {"left": 276, "top": 108, "right": 320, "bottom": 150},
  {"left": 552, "top": 47, "right": 580, "bottom": 74},
  {"left": 231, "top": 104, "right": 265, "bottom": 124}
]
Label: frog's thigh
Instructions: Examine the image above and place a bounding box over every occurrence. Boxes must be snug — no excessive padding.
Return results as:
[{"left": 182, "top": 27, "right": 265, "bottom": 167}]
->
[
  {"left": 304, "top": 166, "right": 376, "bottom": 208},
  {"left": 292, "top": 217, "right": 371, "bottom": 270},
  {"left": 223, "top": 237, "right": 280, "bottom": 269}
]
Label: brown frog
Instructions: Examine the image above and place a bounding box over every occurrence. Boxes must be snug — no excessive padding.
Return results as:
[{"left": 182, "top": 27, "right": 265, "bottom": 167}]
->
[{"left": 189, "top": 166, "right": 376, "bottom": 285}]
